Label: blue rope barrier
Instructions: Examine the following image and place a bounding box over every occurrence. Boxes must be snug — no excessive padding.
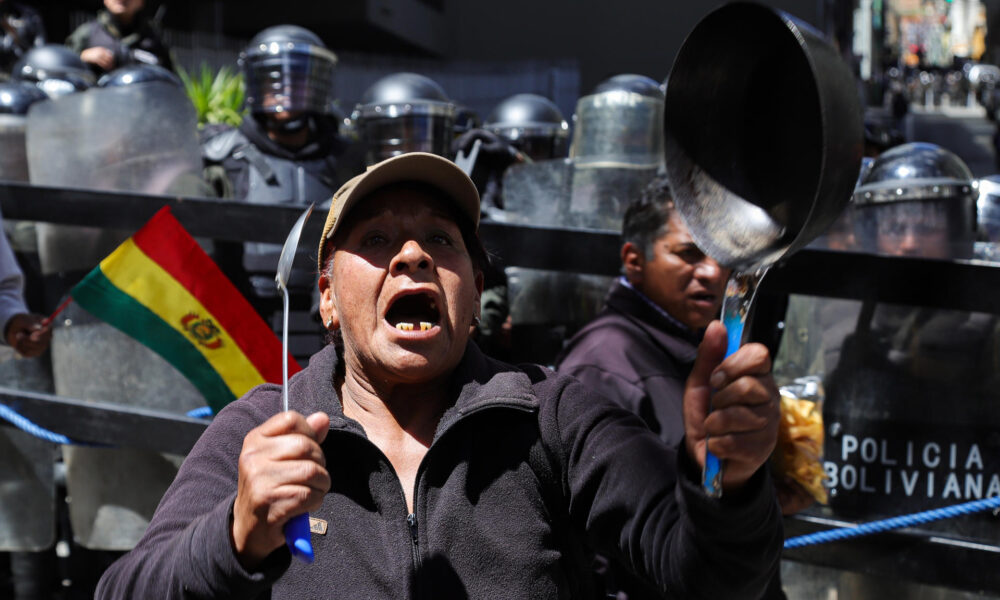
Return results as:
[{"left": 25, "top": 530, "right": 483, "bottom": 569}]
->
[
  {"left": 784, "top": 495, "right": 1000, "bottom": 549},
  {"left": 186, "top": 406, "right": 213, "bottom": 419},
  {"left": 0, "top": 402, "right": 75, "bottom": 445}
]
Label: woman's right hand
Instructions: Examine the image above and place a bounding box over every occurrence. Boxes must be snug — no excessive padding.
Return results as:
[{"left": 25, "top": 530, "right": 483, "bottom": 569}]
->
[{"left": 231, "top": 410, "right": 331, "bottom": 569}]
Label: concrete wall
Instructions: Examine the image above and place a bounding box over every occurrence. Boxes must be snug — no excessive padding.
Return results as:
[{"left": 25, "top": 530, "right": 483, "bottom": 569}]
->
[{"left": 446, "top": 0, "right": 824, "bottom": 93}]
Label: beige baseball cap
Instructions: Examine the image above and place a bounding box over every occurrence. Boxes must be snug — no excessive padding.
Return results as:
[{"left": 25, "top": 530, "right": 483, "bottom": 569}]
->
[{"left": 317, "top": 152, "right": 481, "bottom": 270}]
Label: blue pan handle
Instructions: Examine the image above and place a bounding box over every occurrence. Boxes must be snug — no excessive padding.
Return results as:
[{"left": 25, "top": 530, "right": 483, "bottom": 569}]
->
[{"left": 703, "top": 269, "right": 768, "bottom": 498}]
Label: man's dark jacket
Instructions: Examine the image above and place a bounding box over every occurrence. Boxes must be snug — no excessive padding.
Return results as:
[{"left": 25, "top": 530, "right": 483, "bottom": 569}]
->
[
  {"left": 95, "top": 342, "right": 781, "bottom": 599},
  {"left": 557, "top": 279, "right": 701, "bottom": 447}
]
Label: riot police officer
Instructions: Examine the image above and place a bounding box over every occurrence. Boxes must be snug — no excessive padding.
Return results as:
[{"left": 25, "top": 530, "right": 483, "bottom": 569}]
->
[
  {"left": 202, "top": 24, "right": 347, "bottom": 330},
  {"left": 484, "top": 93, "right": 569, "bottom": 162},
  {"left": 65, "top": 0, "right": 173, "bottom": 77},
  {"left": 0, "top": 0, "right": 45, "bottom": 77},
  {"left": 570, "top": 73, "right": 664, "bottom": 172},
  {"left": 827, "top": 141, "right": 988, "bottom": 402},
  {"left": 10, "top": 44, "right": 94, "bottom": 98},
  {"left": 852, "top": 142, "right": 977, "bottom": 259},
  {"left": 455, "top": 93, "right": 569, "bottom": 213},
  {"left": 354, "top": 72, "right": 457, "bottom": 166}
]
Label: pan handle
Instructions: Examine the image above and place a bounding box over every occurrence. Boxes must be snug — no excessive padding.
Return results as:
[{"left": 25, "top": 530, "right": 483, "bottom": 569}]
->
[{"left": 703, "top": 268, "right": 768, "bottom": 497}]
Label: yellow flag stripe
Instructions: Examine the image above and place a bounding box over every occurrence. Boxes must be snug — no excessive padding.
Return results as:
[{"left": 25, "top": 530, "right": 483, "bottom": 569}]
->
[{"left": 99, "top": 239, "right": 266, "bottom": 398}]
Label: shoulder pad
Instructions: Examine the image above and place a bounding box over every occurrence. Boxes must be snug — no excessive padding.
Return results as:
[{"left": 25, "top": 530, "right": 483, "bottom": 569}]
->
[{"left": 201, "top": 127, "right": 248, "bottom": 162}]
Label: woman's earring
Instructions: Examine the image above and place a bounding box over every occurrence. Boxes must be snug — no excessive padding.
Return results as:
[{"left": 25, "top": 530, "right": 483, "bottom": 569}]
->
[
  {"left": 473, "top": 315, "right": 481, "bottom": 326},
  {"left": 325, "top": 318, "right": 333, "bottom": 329}
]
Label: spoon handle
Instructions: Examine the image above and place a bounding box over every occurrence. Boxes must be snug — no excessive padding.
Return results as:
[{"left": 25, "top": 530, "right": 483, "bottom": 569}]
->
[
  {"left": 703, "top": 268, "right": 768, "bottom": 498},
  {"left": 279, "top": 283, "right": 314, "bottom": 562},
  {"left": 284, "top": 513, "right": 314, "bottom": 563}
]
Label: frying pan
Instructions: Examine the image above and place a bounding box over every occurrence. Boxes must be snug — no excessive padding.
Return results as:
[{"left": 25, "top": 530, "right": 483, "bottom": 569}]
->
[{"left": 663, "top": 2, "right": 863, "bottom": 496}]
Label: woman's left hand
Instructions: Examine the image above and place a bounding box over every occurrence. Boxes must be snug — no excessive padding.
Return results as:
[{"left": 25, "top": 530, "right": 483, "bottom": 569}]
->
[{"left": 683, "top": 320, "right": 780, "bottom": 493}]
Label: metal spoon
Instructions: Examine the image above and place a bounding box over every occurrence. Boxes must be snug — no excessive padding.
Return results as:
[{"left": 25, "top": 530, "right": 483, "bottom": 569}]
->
[{"left": 275, "top": 203, "right": 315, "bottom": 562}]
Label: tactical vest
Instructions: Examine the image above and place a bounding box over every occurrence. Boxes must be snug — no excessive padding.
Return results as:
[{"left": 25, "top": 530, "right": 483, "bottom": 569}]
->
[{"left": 202, "top": 127, "right": 339, "bottom": 304}]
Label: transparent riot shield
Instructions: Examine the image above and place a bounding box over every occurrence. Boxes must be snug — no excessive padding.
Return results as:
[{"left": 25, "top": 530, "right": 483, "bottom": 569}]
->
[
  {"left": 501, "top": 159, "right": 657, "bottom": 363},
  {"left": 27, "top": 82, "right": 208, "bottom": 277},
  {"left": 0, "top": 346, "right": 56, "bottom": 551},
  {"left": 51, "top": 304, "right": 205, "bottom": 549},
  {"left": 568, "top": 89, "right": 664, "bottom": 170},
  {"left": 26, "top": 83, "right": 210, "bottom": 550},
  {"left": 0, "top": 113, "right": 30, "bottom": 183}
]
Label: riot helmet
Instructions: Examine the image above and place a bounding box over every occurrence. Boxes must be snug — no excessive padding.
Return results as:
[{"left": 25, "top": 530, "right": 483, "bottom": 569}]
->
[
  {"left": 569, "top": 74, "right": 664, "bottom": 168},
  {"left": 355, "top": 72, "right": 456, "bottom": 165},
  {"left": 12, "top": 45, "right": 95, "bottom": 98},
  {"left": 240, "top": 25, "right": 337, "bottom": 116},
  {"left": 98, "top": 64, "right": 182, "bottom": 88},
  {"left": 0, "top": 81, "right": 48, "bottom": 116},
  {"left": 852, "top": 142, "right": 977, "bottom": 259},
  {"left": 484, "top": 93, "right": 569, "bottom": 161}
]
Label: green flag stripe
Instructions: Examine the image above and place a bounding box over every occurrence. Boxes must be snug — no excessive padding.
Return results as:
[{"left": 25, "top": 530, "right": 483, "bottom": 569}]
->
[{"left": 73, "top": 268, "right": 236, "bottom": 412}]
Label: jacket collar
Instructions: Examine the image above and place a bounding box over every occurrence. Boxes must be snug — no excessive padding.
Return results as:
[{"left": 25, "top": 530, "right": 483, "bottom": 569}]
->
[
  {"left": 292, "top": 342, "right": 539, "bottom": 438},
  {"left": 605, "top": 278, "right": 703, "bottom": 361}
]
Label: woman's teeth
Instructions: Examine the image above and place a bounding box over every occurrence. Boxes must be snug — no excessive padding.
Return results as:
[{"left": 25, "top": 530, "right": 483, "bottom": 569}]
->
[{"left": 395, "top": 322, "right": 433, "bottom": 331}]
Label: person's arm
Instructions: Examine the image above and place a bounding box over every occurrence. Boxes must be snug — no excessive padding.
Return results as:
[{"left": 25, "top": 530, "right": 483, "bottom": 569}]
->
[
  {"left": 0, "top": 218, "right": 51, "bottom": 356},
  {"left": 65, "top": 20, "right": 114, "bottom": 71},
  {"left": 95, "top": 392, "right": 326, "bottom": 599},
  {"left": 0, "top": 222, "right": 29, "bottom": 337},
  {"left": 542, "top": 322, "right": 783, "bottom": 599}
]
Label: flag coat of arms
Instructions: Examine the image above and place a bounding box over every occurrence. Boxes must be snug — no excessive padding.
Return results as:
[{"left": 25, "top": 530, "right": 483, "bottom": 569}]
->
[{"left": 71, "top": 207, "right": 300, "bottom": 413}]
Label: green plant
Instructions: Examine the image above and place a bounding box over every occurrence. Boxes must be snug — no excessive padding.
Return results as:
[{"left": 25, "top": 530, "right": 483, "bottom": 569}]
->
[{"left": 177, "top": 63, "right": 246, "bottom": 127}]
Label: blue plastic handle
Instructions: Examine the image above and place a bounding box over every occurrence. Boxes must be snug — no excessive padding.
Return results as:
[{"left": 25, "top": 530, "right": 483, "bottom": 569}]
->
[
  {"left": 284, "top": 513, "right": 314, "bottom": 563},
  {"left": 702, "top": 308, "right": 746, "bottom": 497}
]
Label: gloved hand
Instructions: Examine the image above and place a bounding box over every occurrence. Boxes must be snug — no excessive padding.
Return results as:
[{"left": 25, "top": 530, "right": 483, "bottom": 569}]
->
[{"left": 452, "top": 129, "right": 522, "bottom": 171}]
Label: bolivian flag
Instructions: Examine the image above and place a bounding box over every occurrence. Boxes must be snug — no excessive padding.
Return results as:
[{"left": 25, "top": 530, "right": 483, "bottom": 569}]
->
[{"left": 71, "top": 206, "right": 300, "bottom": 413}]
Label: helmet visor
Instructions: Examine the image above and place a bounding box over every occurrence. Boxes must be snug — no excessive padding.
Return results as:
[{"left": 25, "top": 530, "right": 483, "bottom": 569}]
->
[
  {"left": 242, "top": 42, "right": 337, "bottom": 115},
  {"left": 361, "top": 114, "right": 455, "bottom": 166}
]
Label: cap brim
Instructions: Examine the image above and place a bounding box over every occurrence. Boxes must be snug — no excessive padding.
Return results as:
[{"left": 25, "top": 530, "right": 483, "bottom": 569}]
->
[{"left": 328, "top": 152, "right": 479, "bottom": 240}]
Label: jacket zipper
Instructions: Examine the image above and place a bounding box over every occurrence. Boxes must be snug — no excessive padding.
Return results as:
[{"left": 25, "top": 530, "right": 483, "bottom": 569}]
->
[
  {"left": 406, "top": 512, "right": 420, "bottom": 569},
  {"left": 330, "top": 402, "right": 536, "bottom": 589}
]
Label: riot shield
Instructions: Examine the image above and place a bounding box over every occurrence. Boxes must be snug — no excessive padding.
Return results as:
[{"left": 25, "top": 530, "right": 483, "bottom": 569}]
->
[
  {"left": 0, "top": 113, "right": 30, "bottom": 182},
  {"left": 0, "top": 346, "right": 56, "bottom": 551},
  {"left": 27, "top": 82, "right": 207, "bottom": 277},
  {"left": 25, "top": 83, "right": 210, "bottom": 550},
  {"left": 501, "top": 159, "right": 657, "bottom": 363},
  {"left": 568, "top": 87, "right": 664, "bottom": 170},
  {"left": 52, "top": 304, "right": 204, "bottom": 549}
]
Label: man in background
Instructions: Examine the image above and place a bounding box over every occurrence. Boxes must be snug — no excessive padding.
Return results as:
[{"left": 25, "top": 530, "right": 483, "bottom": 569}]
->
[
  {"left": 557, "top": 175, "right": 728, "bottom": 447},
  {"left": 66, "top": 0, "right": 172, "bottom": 76},
  {"left": 557, "top": 175, "right": 798, "bottom": 599}
]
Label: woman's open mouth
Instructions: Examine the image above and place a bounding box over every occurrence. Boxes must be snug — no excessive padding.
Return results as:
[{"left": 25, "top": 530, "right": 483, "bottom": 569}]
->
[{"left": 385, "top": 292, "right": 441, "bottom": 332}]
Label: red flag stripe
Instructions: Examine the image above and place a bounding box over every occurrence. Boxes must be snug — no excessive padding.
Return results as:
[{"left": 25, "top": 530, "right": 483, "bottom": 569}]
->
[{"left": 131, "top": 207, "right": 300, "bottom": 382}]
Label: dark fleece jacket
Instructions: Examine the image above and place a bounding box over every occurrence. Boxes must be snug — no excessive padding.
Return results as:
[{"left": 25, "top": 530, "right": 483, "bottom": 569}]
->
[
  {"left": 557, "top": 279, "right": 701, "bottom": 447},
  {"left": 96, "top": 342, "right": 782, "bottom": 599}
]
